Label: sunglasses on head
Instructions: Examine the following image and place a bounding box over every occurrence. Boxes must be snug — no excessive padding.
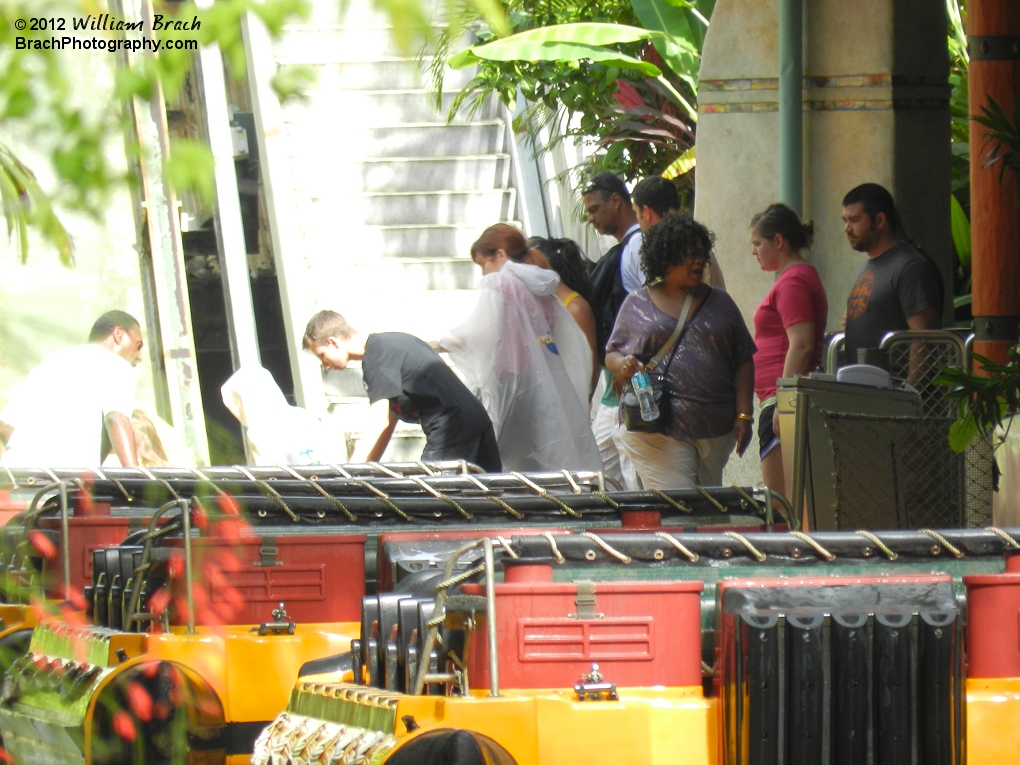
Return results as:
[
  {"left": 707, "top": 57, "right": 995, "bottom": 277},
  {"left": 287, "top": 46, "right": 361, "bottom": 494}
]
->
[{"left": 583, "top": 179, "right": 623, "bottom": 196}]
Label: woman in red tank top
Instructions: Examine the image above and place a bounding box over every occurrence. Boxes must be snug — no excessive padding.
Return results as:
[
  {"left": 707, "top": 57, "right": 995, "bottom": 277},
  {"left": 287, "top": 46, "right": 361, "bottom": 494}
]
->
[{"left": 750, "top": 204, "right": 828, "bottom": 496}]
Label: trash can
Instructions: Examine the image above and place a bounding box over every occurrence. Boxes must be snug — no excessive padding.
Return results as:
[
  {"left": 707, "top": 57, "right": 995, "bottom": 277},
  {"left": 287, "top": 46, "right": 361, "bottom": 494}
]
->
[{"left": 776, "top": 375, "right": 921, "bottom": 530}]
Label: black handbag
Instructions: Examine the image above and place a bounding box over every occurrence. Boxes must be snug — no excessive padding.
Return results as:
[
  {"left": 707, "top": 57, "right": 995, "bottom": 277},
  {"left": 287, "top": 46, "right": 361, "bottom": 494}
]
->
[{"left": 621, "top": 292, "right": 694, "bottom": 433}]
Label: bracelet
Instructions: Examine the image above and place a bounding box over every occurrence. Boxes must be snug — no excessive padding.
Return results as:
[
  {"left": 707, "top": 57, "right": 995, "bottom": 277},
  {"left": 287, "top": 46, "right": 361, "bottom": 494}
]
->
[{"left": 736, "top": 413, "right": 753, "bottom": 422}]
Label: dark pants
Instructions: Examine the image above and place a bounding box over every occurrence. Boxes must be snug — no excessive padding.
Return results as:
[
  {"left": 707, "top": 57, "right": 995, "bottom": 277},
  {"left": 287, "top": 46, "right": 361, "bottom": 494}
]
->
[{"left": 421, "top": 424, "right": 502, "bottom": 473}]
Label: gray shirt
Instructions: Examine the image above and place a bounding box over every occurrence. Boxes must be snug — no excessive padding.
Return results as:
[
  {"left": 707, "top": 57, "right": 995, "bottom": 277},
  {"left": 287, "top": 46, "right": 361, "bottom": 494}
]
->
[
  {"left": 607, "top": 287, "right": 756, "bottom": 440},
  {"left": 844, "top": 242, "right": 942, "bottom": 361}
]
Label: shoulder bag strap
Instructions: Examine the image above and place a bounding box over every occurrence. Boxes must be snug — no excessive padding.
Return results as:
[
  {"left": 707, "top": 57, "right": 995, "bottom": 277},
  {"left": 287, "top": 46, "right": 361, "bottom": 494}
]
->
[{"left": 646, "top": 291, "right": 695, "bottom": 373}]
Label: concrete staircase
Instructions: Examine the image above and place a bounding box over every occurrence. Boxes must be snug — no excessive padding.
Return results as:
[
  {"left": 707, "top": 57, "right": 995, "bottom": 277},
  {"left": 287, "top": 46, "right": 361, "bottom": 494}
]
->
[
  {"left": 273, "top": 3, "right": 519, "bottom": 306},
  {"left": 263, "top": 0, "right": 524, "bottom": 458}
]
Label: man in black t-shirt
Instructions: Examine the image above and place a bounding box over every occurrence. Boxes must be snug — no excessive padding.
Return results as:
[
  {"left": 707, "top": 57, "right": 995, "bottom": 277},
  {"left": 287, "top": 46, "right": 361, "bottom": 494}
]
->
[
  {"left": 841, "top": 183, "right": 943, "bottom": 362},
  {"left": 302, "top": 310, "right": 501, "bottom": 471}
]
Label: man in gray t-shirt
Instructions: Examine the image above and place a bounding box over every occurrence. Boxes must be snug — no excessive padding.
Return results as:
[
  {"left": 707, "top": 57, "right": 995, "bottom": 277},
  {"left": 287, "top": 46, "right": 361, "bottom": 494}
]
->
[{"left": 841, "top": 184, "right": 942, "bottom": 362}]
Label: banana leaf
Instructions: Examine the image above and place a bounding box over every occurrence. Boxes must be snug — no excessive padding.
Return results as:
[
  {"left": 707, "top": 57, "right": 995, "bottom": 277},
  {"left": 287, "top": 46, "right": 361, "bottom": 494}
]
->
[
  {"left": 662, "top": 146, "right": 696, "bottom": 179},
  {"left": 949, "top": 193, "right": 971, "bottom": 269},
  {"left": 630, "top": 0, "right": 700, "bottom": 91},
  {"left": 449, "top": 23, "right": 675, "bottom": 77}
]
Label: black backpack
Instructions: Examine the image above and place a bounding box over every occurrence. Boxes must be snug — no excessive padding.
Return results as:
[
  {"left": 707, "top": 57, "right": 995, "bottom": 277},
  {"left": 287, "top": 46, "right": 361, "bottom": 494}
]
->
[{"left": 589, "top": 228, "right": 639, "bottom": 366}]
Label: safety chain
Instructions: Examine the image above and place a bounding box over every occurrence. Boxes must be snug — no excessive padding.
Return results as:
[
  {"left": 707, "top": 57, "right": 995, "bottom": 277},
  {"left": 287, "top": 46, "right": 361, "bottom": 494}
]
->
[
  {"left": 580, "top": 531, "right": 632, "bottom": 563},
  {"left": 511, "top": 472, "right": 581, "bottom": 518},
  {"left": 855, "top": 530, "right": 898, "bottom": 560},
  {"left": 654, "top": 531, "right": 700, "bottom": 562},
  {"left": 235, "top": 466, "right": 300, "bottom": 522},
  {"left": 542, "top": 532, "right": 566, "bottom": 564},
  {"left": 788, "top": 531, "right": 836, "bottom": 562},
  {"left": 920, "top": 528, "right": 965, "bottom": 559},
  {"left": 724, "top": 531, "right": 767, "bottom": 562}
]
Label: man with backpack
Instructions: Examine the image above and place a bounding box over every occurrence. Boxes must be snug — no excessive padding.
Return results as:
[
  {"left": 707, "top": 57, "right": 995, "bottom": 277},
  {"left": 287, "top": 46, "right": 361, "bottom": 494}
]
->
[{"left": 583, "top": 173, "right": 643, "bottom": 489}]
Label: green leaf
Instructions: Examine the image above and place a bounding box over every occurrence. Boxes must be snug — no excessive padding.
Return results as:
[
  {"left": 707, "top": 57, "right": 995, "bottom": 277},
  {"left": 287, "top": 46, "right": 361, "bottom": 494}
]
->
[
  {"left": 270, "top": 64, "right": 317, "bottom": 103},
  {"left": 467, "top": 39, "right": 662, "bottom": 76},
  {"left": 469, "top": 22, "right": 666, "bottom": 50},
  {"left": 165, "top": 140, "right": 216, "bottom": 207},
  {"left": 949, "top": 411, "right": 979, "bottom": 453},
  {"left": 630, "top": 0, "right": 700, "bottom": 89},
  {"left": 950, "top": 193, "right": 971, "bottom": 268},
  {"left": 448, "top": 49, "right": 481, "bottom": 69},
  {"left": 662, "top": 146, "right": 696, "bottom": 179}
]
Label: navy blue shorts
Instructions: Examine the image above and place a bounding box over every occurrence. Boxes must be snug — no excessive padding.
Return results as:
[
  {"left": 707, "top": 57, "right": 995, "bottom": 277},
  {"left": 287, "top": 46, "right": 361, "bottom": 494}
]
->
[{"left": 758, "top": 402, "right": 781, "bottom": 460}]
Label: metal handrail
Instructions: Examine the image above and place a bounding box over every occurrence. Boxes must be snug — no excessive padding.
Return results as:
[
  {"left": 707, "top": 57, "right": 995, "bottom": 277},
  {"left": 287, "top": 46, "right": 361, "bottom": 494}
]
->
[
  {"left": 763, "top": 487, "right": 799, "bottom": 531},
  {"left": 412, "top": 537, "right": 500, "bottom": 698},
  {"left": 964, "top": 332, "right": 975, "bottom": 371},
  {"left": 824, "top": 332, "right": 845, "bottom": 374},
  {"left": 879, "top": 329, "right": 967, "bottom": 368},
  {"left": 16, "top": 481, "right": 69, "bottom": 599},
  {"left": 126, "top": 498, "right": 195, "bottom": 634}
]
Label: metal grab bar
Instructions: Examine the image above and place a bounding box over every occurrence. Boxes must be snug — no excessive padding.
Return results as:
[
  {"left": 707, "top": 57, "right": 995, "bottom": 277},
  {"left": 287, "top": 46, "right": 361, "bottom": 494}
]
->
[
  {"left": 15, "top": 481, "right": 69, "bottom": 599},
  {"left": 824, "top": 332, "right": 845, "bottom": 374},
  {"left": 412, "top": 538, "right": 500, "bottom": 698},
  {"left": 879, "top": 329, "right": 968, "bottom": 366},
  {"left": 126, "top": 498, "right": 196, "bottom": 634}
]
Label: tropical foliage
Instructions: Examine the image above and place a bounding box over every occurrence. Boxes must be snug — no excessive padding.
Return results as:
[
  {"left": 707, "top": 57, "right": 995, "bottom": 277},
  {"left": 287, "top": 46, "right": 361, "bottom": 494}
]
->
[
  {"left": 944, "top": 349, "right": 1020, "bottom": 452},
  {"left": 0, "top": 0, "right": 313, "bottom": 264},
  {"left": 431, "top": 0, "right": 713, "bottom": 190},
  {"left": 943, "top": 94, "right": 1020, "bottom": 452},
  {"left": 946, "top": 0, "right": 972, "bottom": 324}
]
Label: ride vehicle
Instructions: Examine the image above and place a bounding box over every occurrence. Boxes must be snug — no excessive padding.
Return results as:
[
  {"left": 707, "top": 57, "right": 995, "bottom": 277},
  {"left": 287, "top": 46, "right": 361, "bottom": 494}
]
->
[{"left": 0, "top": 466, "right": 779, "bottom": 764}]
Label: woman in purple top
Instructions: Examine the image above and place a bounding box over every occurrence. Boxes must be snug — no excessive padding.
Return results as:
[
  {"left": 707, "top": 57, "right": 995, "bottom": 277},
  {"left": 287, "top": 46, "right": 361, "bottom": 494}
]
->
[{"left": 606, "top": 214, "right": 756, "bottom": 489}]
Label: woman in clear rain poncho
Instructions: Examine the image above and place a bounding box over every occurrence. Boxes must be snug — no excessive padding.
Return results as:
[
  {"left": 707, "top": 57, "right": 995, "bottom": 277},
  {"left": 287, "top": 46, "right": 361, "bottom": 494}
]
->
[{"left": 440, "top": 224, "right": 601, "bottom": 473}]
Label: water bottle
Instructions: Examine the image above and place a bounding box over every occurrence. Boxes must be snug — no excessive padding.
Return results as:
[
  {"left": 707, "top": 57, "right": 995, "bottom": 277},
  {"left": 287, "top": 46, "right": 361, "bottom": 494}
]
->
[{"left": 632, "top": 370, "right": 660, "bottom": 421}]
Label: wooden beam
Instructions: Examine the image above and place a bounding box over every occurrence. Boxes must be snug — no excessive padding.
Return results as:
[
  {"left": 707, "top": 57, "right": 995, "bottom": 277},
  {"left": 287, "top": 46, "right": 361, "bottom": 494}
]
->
[
  {"left": 969, "top": 0, "right": 1020, "bottom": 367},
  {"left": 195, "top": 0, "right": 262, "bottom": 373},
  {"left": 119, "top": 0, "right": 211, "bottom": 464},
  {"left": 240, "top": 12, "right": 315, "bottom": 407}
]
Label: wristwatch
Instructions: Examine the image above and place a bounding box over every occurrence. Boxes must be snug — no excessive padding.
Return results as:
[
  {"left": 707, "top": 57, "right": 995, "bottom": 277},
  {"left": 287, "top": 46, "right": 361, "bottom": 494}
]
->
[{"left": 736, "top": 412, "right": 753, "bottom": 422}]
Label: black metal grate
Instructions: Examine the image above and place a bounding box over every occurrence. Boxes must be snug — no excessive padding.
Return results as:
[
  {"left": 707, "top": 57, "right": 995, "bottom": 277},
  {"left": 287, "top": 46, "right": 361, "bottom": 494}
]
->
[
  {"left": 719, "top": 580, "right": 962, "bottom": 765},
  {"left": 883, "top": 335, "right": 995, "bottom": 526},
  {"left": 824, "top": 414, "right": 966, "bottom": 529}
]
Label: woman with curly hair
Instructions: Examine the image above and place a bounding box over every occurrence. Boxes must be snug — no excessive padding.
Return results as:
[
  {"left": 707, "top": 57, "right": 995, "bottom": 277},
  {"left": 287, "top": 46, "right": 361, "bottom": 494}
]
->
[{"left": 605, "top": 214, "right": 756, "bottom": 489}]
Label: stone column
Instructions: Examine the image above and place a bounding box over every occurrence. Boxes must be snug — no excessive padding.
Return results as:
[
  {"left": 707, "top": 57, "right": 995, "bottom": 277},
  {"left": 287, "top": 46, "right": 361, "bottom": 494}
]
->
[{"left": 695, "top": 0, "right": 951, "bottom": 484}]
